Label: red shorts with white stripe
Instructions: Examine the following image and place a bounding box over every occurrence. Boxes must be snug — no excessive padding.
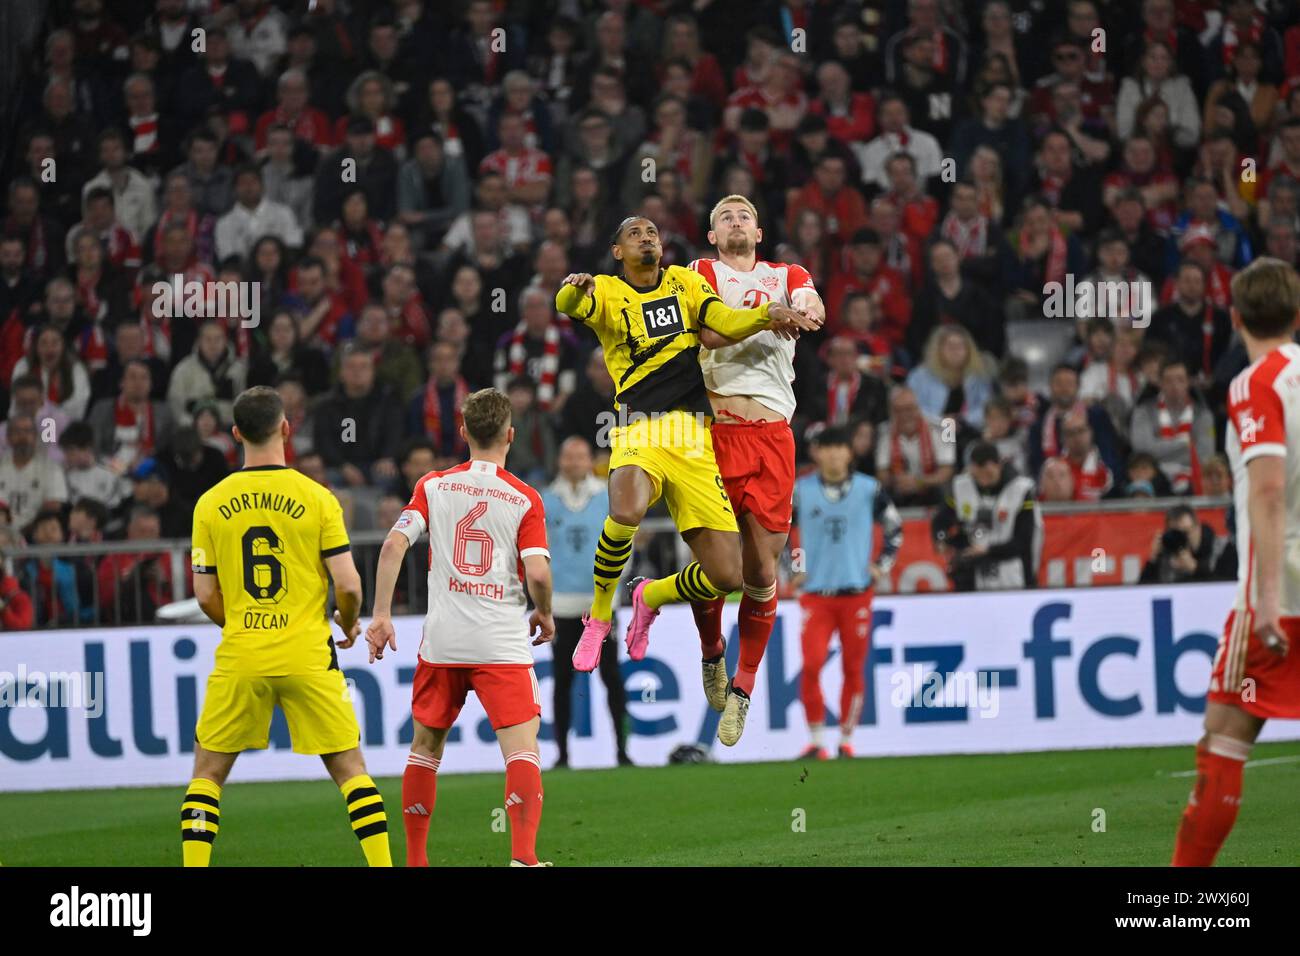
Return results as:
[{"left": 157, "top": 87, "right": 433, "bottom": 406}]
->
[
  {"left": 412, "top": 660, "right": 541, "bottom": 730},
  {"left": 1207, "top": 611, "right": 1300, "bottom": 719},
  {"left": 710, "top": 417, "right": 796, "bottom": 534}
]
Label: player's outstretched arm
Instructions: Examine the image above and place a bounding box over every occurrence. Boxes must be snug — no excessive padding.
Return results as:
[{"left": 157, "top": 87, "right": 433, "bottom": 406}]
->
[
  {"left": 699, "top": 327, "right": 739, "bottom": 350},
  {"left": 193, "top": 574, "right": 226, "bottom": 627},
  {"left": 366, "top": 530, "right": 410, "bottom": 662},
  {"left": 703, "top": 300, "right": 820, "bottom": 342},
  {"left": 523, "top": 553, "right": 556, "bottom": 646},
  {"left": 325, "top": 550, "right": 364, "bottom": 648},
  {"left": 555, "top": 273, "right": 597, "bottom": 318}
]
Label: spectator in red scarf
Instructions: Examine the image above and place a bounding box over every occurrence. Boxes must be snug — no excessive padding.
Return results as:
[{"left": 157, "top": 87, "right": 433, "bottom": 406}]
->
[
  {"left": 1162, "top": 225, "right": 1235, "bottom": 310},
  {"left": 12, "top": 324, "right": 91, "bottom": 421},
  {"left": 256, "top": 67, "right": 334, "bottom": 151},
  {"left": 1103, "top": 135, "right": 1179, "bottom": 232},
  {"left": 1149, "top": 261, "right": 1233, "bottom": 390},
  {"left": 335, "top": 189, "right": 386, "bottom": 276},
  {"left": 66, "top": 190, "right": 142, "bottom": 281},
  {"left": 795, "top": 336, "right": 890, "bottom": 444},
  {"left": 825, "top": 228, "right": 910, "bottom": 345},
  {"left": 1028, "top": 129, "right": 1103, "bottom": 237},
  {"left": 724, "top": 51, "right": 808, "bottom": 151},
  {"left": 883, "top": 152, "right": 938, "bottom": 249},
  {"left": 873, "top": 384, "right": 955, "bottom": 508},
  {"left": 409, "top": 342, "right": 470, "bottom": 462},
  {"left": 493, "top": 286, "right": 580, "bottom": 413},
  {"left": 1042, "top": 409, "right": 1114, "bottom": 501},
  {"left": 659, "top": 13, "right": 727, "bottom": 106},
  {"left": 869, "top": 195, "right": 924, "bottom": 292},
  {"left": 1002, "top": 196, "right": 1087, "bottom": 321},
  {"left": 480, "top": 112, "right": 553, "bottom": 209},
  {"left": 623, "top": 95, "right": 712, "bottom": 213},
  {"left": 1027, "top": 363, "right": 1119, "bottom": 481},
  {"left": 1130, "top": 356, "right": 1215, "bottom": 496},
  {"left": 290, "top": 254, "right": 353, "bottom": 347},
  {"left": 378, "top": 263, "right": 432, "bottom": 352},
  {"left": 809, "top": 60, "right": 874, "bottom": 147}
]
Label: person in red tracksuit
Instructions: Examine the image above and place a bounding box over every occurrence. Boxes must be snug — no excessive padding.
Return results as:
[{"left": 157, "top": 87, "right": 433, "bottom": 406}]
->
[{"left": 792, "top": 426, "right": 902, "bottom": 760}]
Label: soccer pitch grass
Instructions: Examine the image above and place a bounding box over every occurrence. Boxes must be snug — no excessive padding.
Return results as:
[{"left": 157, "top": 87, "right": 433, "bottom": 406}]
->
[{"left": 2, "top": 742, "right": 1298, "bottom": 867}]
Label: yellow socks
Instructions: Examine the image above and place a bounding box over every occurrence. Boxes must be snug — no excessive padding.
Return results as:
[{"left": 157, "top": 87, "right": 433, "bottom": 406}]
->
[
  {"left": 341, "top": 774, "right": 392, "bottom": 867},
  {"left": 592, "top": 517, "right": 637, "bottom": 620},
  {"left": 180, "top": 778, "right": 222, "bottom": 867},
  {"left": 644, "top": 561, "right": 726, "bottom": 609}
]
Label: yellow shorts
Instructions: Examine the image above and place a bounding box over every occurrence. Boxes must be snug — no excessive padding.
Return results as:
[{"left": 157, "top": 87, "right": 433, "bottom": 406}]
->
[
  {"left": 195, "top": 669, "right": 360, "bottom": 755},
  {"left": 608, "top": 409, "right": 738, "bottom": 534}
]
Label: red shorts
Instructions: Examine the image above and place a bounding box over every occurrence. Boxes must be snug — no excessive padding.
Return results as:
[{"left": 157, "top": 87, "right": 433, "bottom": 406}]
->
[
  {"left": 1207, "top": 611, "right": 1300, "bottom": 719},
  {"left": 412, "top": 660, "right": 541, "bottom": 730},
  {"left": 711, "top": 418, "right": 796, "bottom": 534}
]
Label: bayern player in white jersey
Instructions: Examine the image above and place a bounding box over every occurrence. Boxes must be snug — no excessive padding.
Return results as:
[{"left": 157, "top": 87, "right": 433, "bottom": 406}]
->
[
  {"left": 687, "top": 194, "right": 826, "bottom": 745},
  {"left": 1173, "top": 258, "right": 1300, "bottom": 866},
  {"left": 366, "top": 388, "right": 556, "bottom": 867}
]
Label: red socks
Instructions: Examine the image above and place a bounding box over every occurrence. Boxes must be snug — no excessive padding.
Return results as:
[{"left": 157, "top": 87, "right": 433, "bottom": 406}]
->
[
  {"left": 1172, "top": 737, "right": 1249, "bottom": 866},
  {"left": 402, "top": 752, "right": 439, "bottom": 867},
  {"left": 504, "top": 750, "right": 544, "bottom": 866},
  {"left": 691, "top": 596, "right": 726, "bottom": 659},
  {"left": 732, "top": 584, "right": 778, "bottom": 696}
]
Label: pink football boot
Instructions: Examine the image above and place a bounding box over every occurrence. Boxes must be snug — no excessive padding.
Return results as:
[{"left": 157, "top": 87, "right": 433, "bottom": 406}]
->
[
  {"left": 624, "top": 577, "right": 660, "bottom": 661},
  {"left": 572, "top": 613, "right": 611, "bottom": 672}
]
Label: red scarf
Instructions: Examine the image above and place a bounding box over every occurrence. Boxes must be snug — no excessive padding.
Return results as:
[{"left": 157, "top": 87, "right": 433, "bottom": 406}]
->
[
  {"left": 1221, "top": 16, "right": 1262, "bottom": 66},
  {"left": 422, "top": 376, "right": 470, "bottom": 455},
  {"left": 1041, "top": 400, "right": 1085, "bottom": 458},
  {"left": 826, "top": 372, "right": 861, "bottom": 424},
  {"left": 940, "top": 212, "right": 988, "bottom": 259},
  {"left": 129, "top": 112, "right": 159, "bottom": 154},
  {"left": 1065, "top": 448, "right": 1112, "bottom": 501},
  {"left": 509, "top": 322, "right": 561, "bottom": 410},
  {"left": 114, "top": 396, "right": 155, "bottom": 457},
  {"left": 1156, "top": 397, "right": 1203, "bottom": 494},
  {"left": 1021, "top": 226, "right": 1069, "bottom": 286},
  {"left": 891, "top": 419, "right": 935, "bottom": 476}
]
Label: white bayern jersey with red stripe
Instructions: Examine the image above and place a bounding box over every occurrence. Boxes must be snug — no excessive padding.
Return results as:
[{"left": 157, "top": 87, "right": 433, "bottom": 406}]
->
[
  {"left": 1225, "top": 342, "right": 1300, "bottom": 616},
  {"left": 690, "top": 257, "right": 818, "bottom": 421},
  {"left": 392, "top": 459, "right": 549, "bottom": 665}
]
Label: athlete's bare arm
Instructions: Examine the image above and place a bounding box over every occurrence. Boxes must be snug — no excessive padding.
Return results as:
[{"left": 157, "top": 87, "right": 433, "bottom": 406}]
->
[
  {"left": 366, "top": 530, "right": 411, "bottom": 662},
  {"left": 325, "top": 550, "right": 363, "bottom": 648},
  {"left": 523, "top": 553, "right": 556, "bottom": 646},
  {"left": 193, "top": 574, "right": 225, "bottom": 627},
  {"left": 1247, "top": 454, "right": 1289, "bottom": 655}
]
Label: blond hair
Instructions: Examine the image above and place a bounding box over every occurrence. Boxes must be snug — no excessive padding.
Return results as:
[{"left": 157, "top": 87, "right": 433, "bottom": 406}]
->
[
  {"left": 461, "top": 388, "right": 512, "bottom": 447},
  {"left": 709, "top": 194, "right": 759, "bottom": 229},
  {"left": 1230, "top": 256, "right": 1300, "bottom": 338},
  {"left": 924, "top": 324, "right": 985, "bottom": 387}
]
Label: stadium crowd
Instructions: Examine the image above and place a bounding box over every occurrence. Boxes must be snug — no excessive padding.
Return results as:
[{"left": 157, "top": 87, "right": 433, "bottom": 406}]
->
[{"left": 0, "top": 0, "right": 1292, "bottom": 626}]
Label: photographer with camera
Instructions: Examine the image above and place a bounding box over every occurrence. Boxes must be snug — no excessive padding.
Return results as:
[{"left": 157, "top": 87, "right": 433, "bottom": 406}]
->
[
  {"left": 1139, "top": 503, "right": 1237, "bottom": 584},
  {"left": 931, "top": 441, "right": 1042, "bottom": 591}
]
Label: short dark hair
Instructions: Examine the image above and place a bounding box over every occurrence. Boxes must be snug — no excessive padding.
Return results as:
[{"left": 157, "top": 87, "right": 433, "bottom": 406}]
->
[
  {"left": 71, "top": 496, "right": 109, "bottom": 530},
  {"left": 59, "top": 420, "right": 96, "bottom": 449},
  {"left": 1165, "top": 503, "right": 1195, "bottom": 526},
  {"left": 232, "top": 386, "right": 285, "bottom": 445},
  {"left": 812, "top": 424, "right": 852, "bottom": 448},
  {"left": 461, "top": 387, "right": 512, "bottom": 447},
  {"left": 968, "top": 440, "right": 1001, "bottom": 466}
]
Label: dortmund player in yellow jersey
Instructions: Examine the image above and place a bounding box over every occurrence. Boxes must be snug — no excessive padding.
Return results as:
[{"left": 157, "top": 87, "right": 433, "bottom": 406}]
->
[
  {"left": 555, "top": 216, "right": 820, "bottom": 677},
  {"left": 181, "top": 386, "right": 392, "bottom": 867}
]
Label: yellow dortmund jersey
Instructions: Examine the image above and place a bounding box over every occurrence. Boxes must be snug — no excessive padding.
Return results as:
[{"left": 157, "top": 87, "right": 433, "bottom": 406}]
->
[
  {"left": 557, "top": 264, "right": 773, "bottom": 414},
  {"left": 191, "top": 465, "right": 351, "bottom": 676}
]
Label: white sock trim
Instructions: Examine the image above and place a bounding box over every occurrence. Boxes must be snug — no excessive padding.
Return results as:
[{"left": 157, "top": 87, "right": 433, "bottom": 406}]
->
[
  {"left": 1206, "top": 734, "right": 1252, "bottom": 762},
  {"left": 505, "top": 750, "right": 542, "bottom": 769},
  {"left": 407, "top": 752, "right": 441, "bottom": 772},
  {"left": 742, "top": 581, "right": 777, "bottom": 603}
]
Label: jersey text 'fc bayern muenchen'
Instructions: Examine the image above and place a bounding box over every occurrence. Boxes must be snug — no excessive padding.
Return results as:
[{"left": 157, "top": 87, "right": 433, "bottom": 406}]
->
[{"left": 393, "top": 459, "right": 549, "bottom": 666}]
